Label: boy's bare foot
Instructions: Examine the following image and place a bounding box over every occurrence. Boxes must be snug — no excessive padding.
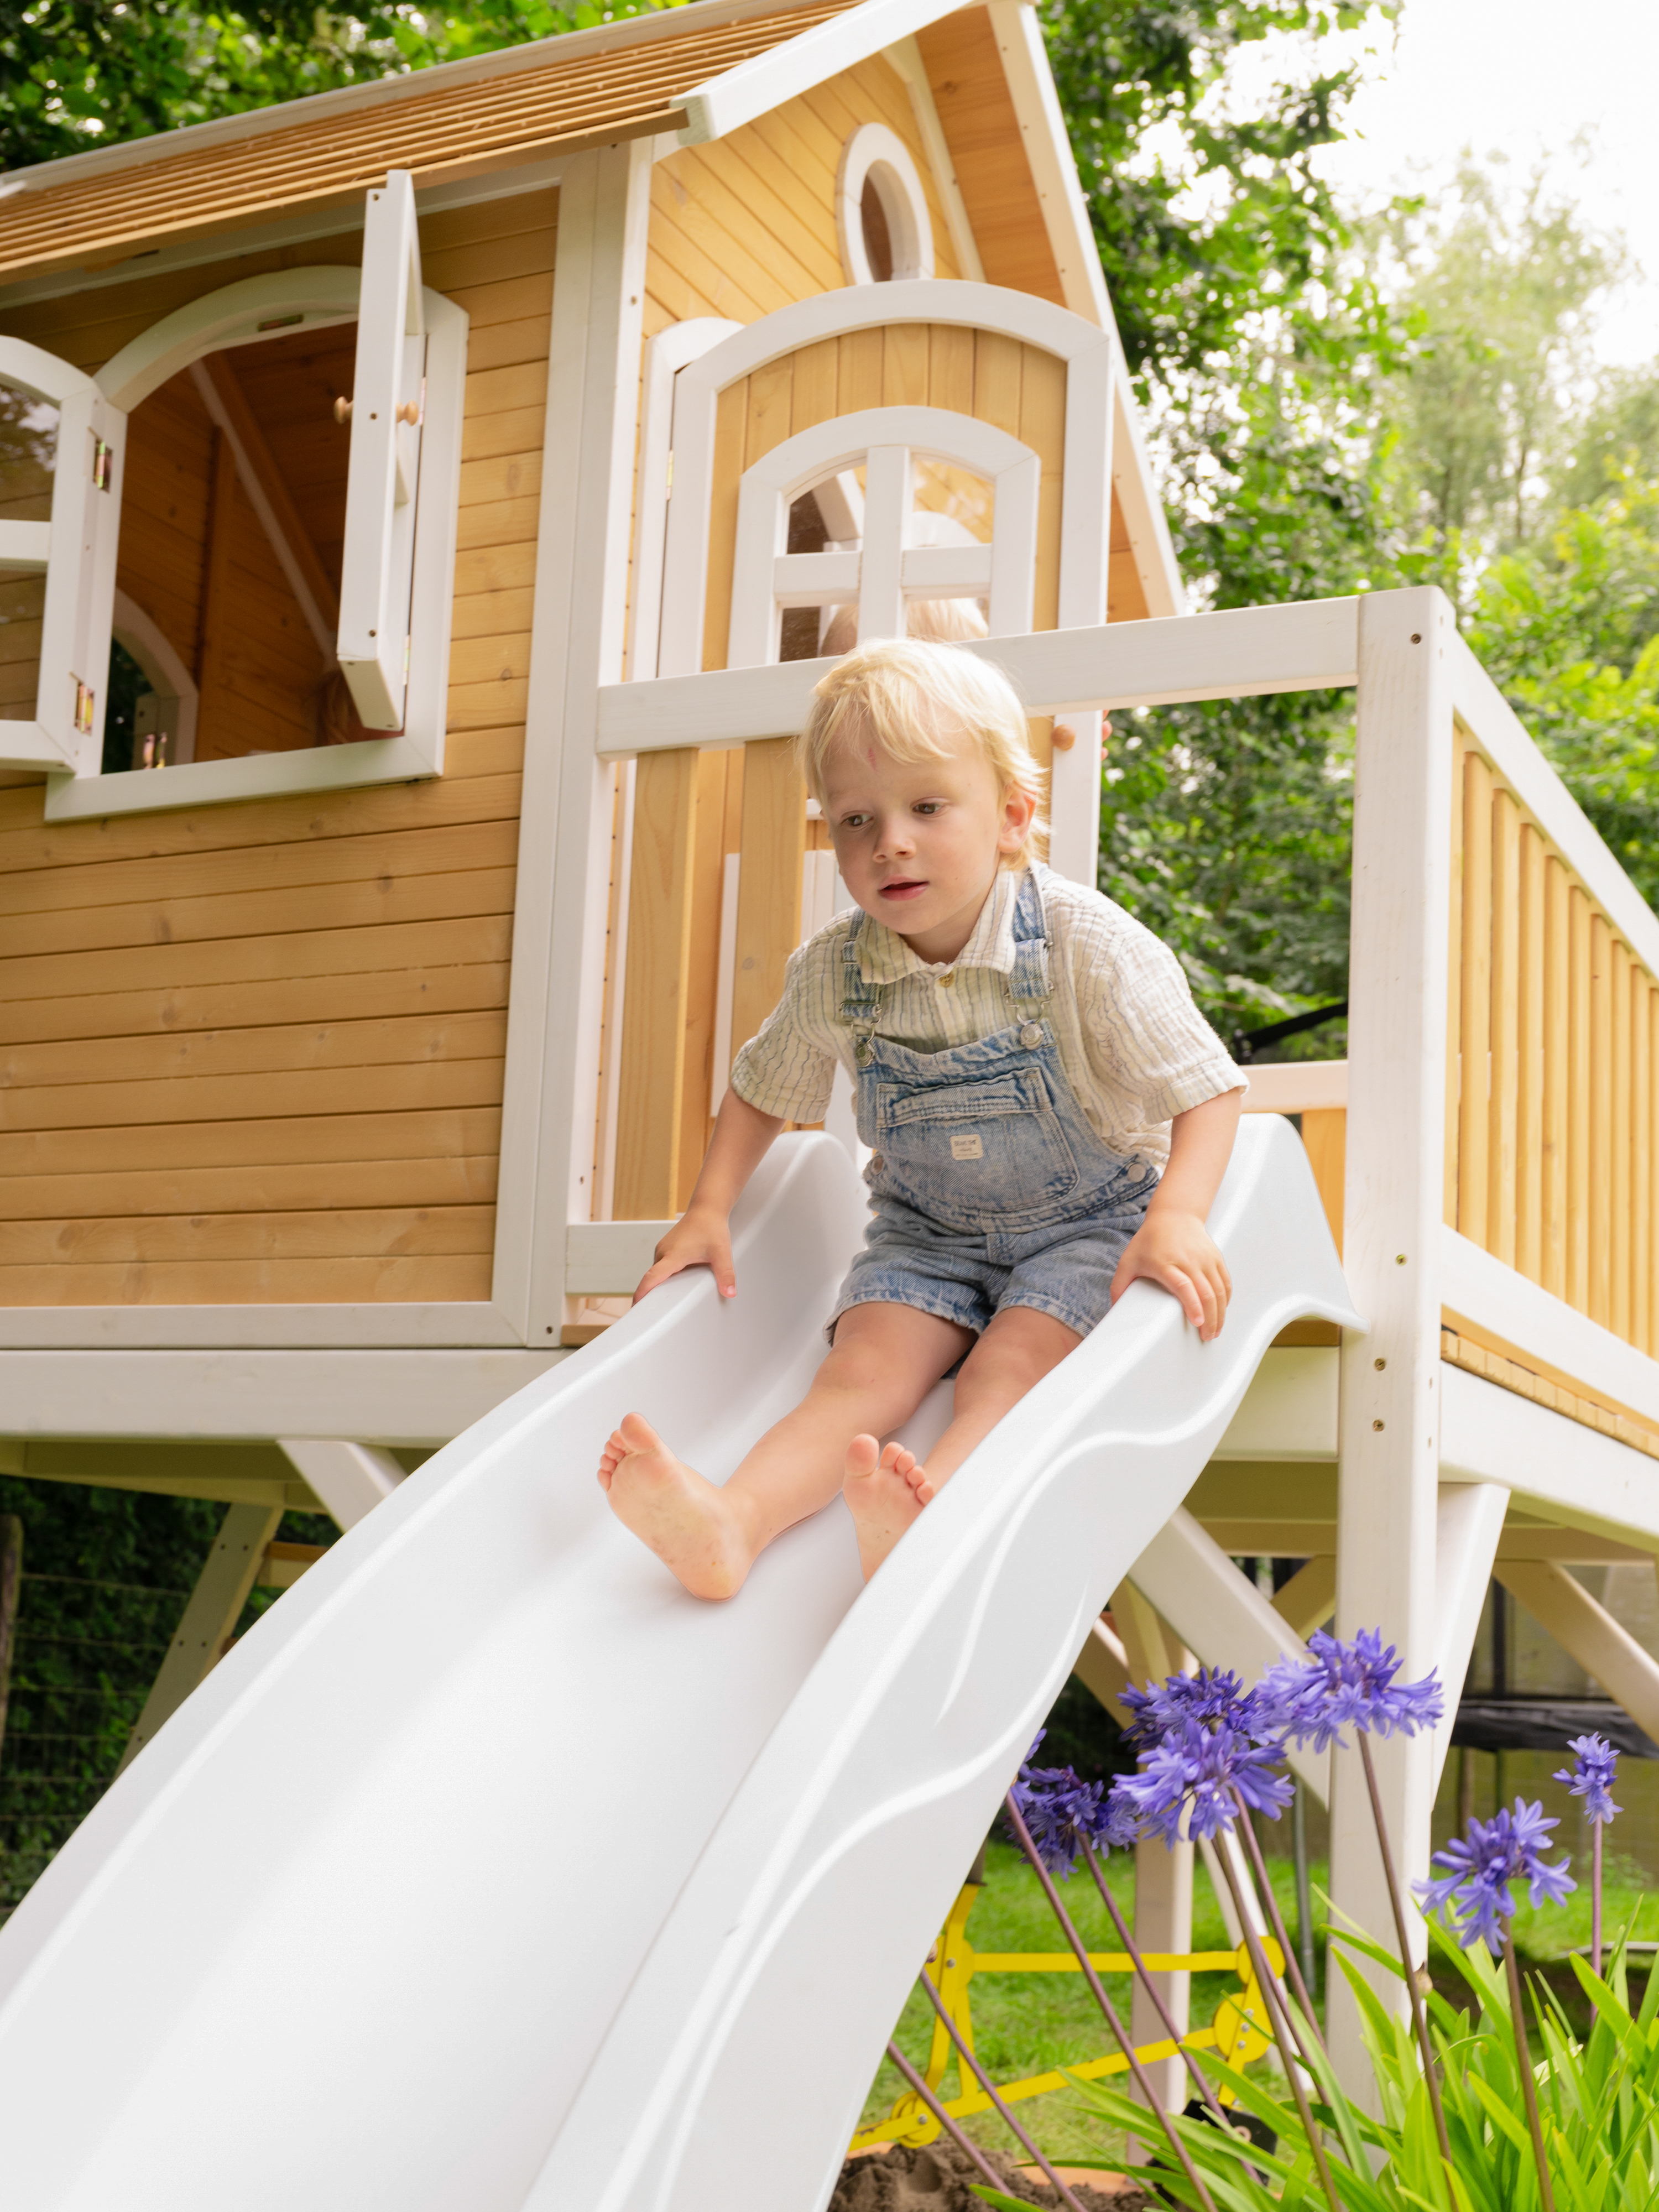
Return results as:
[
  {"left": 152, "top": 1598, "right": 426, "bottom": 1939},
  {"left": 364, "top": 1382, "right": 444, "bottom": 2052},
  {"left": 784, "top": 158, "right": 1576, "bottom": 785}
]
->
[
  {"left": 597, "top": 1412, "right": 754, "bottom": 1601},
  {"left": 842, "top": 1433, "right": 933, "bottom": 1580}
]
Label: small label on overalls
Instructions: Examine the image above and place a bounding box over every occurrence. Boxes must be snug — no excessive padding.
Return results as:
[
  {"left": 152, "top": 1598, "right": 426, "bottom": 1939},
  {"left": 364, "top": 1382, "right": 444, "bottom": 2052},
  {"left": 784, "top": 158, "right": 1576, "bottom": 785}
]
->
[{"left": 951, "top": 1133, "right": 984, "bottom": 1161}]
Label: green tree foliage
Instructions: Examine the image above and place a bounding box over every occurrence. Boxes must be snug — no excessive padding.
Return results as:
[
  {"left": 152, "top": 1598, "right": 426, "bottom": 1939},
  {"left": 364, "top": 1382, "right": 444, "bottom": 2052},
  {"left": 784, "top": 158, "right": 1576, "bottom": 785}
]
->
[
  {"left": 1468, "top": 482, "right": 1659, "bottom": 908},
  {"left": 1041, "top": 0, "right": 1400, "bottom": 1037},
  {"left": 0, "top": 2, "right": 675, "bottom": 171},
  {"left": 1379, "top": 156, "right": 1623, "bottom": 603}
]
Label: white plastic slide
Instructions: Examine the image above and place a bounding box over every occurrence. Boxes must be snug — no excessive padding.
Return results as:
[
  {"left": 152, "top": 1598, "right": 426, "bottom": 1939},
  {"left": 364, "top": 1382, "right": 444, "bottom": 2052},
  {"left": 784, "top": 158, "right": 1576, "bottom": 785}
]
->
[{"left": 0, "top": 1115, "right": 1355, "bottom": 2212}]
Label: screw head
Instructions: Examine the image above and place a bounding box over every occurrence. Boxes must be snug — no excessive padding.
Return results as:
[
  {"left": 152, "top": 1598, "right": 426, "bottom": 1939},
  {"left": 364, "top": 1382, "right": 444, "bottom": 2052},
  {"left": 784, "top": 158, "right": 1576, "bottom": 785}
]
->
[
  {"left": 1374, "top": 1356, "right": 1386, "bottom": 1370},
  {"left": 1373, "top": 1417, "right": 1385, "bottom": 1431},
  {"left": 1395, "top": 1253, "right": 1407, "bottom": 1264},
  {"left": 1410, "top": 632, "right": 1422, "bottom": 642}
]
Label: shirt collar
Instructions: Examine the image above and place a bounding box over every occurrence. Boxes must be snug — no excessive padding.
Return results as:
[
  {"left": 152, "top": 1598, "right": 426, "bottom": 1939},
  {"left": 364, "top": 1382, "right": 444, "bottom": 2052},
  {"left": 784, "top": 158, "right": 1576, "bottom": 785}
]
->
[{"left": 857, "top": 865, "right": 1024, "bottom": 985}]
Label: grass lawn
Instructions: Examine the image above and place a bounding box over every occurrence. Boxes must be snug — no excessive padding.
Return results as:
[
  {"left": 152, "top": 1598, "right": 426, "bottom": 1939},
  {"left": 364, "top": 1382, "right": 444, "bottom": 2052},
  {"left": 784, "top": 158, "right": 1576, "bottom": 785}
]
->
[
  {"left": 854, "top": 1839, "right": 1325, "bottom": 2171},
  {"left": 853, "top": 1839, "right": 1658, "bottom": 2171}
]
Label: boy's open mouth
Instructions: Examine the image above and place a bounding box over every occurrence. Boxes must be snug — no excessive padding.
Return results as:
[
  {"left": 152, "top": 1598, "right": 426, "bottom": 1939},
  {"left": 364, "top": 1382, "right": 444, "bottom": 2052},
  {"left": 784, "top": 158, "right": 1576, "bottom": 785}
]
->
[{"left": 878, "top": 878, "right": 927, "bottom": 901}]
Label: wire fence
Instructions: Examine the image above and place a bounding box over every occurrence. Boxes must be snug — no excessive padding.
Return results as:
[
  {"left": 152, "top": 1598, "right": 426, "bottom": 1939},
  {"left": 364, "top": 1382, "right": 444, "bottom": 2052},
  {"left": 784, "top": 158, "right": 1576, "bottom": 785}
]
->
[{"left": 0, "top": 1570, "right": 192, "bottom": 1921}]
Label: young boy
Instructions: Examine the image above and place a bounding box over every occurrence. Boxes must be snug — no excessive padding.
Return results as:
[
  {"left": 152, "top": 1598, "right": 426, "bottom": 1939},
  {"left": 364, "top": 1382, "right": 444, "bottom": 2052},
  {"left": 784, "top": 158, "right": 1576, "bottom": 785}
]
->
[{"left": 599, "top": 639, "right": 1245, "bottom": 1599}]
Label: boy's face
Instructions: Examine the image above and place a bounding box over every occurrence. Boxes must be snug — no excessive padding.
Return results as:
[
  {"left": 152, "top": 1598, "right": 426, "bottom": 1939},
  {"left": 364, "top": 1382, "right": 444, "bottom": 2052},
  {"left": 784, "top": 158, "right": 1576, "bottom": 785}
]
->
[{"left": 820, "top": 715, "right": 1035, "bottom": 964}]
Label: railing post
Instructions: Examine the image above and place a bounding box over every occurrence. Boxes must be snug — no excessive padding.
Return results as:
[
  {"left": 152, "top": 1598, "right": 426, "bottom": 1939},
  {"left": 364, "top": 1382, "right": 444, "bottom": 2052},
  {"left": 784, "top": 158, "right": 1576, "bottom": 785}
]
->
[{"left": 1331, "top": 587, "right": 1455, "bottom": 2093}]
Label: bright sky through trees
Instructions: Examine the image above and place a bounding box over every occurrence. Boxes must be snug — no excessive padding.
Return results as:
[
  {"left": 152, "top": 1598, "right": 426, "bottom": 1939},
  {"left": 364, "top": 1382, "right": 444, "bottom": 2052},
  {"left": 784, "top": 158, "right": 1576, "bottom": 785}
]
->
[{"left": 1317, "top": 0, "right": 1659, "bottom": 367}]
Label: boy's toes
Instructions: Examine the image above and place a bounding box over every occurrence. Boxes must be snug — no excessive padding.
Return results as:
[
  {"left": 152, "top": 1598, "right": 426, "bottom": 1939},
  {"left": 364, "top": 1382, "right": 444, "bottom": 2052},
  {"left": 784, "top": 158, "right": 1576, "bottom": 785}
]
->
[
  {"left": 844, "top": 1433, "right": 881, "bottom": 1483},
  {"left": 617, "top": 1410, "right": 663, "bottom": 1453}
]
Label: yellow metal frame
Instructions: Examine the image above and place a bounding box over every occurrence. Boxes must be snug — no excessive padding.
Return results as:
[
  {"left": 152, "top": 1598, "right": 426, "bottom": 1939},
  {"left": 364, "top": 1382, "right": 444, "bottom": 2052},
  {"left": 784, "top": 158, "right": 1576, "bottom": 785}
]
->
[{"left": 852, "top": 1879, "right": 1281, "bottom": 2153}]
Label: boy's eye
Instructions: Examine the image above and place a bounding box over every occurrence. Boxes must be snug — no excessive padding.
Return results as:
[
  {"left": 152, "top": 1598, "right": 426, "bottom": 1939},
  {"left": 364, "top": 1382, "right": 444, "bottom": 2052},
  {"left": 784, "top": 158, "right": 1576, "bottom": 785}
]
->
[
  {"left": 912, "top": 801, "right": 942, "bottom": 816},
  {"left": 838, "top": 811, "right": 872, "bottom": 829}
]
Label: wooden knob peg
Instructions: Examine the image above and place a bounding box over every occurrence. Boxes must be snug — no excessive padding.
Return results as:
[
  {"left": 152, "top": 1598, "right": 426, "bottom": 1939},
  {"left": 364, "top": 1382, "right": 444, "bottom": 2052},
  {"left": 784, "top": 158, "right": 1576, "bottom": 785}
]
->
[
  {"left": 1050, "top": 721, "right": 1077, "bottom": 752},
  {"left": 333, "top": 396, "right": 352, "bottom": 424},
  {"left": 395, "top": 399, "right": 422, "bottom": 427}
]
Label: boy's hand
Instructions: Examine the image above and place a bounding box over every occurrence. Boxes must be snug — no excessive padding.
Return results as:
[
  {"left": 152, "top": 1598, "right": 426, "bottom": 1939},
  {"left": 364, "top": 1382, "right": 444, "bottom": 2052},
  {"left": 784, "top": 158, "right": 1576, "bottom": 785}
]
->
[
  {"left": 633, "top": 1203, "right": 737, "bottom": 1303},
  {"left": 1110, "top": 1208, "right": 1232, "bottom": 1340}
]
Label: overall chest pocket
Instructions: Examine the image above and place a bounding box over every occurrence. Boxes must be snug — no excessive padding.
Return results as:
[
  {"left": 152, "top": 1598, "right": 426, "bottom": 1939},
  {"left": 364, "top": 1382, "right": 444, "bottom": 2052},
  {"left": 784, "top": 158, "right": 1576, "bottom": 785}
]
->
[{"left": 872, "top": 1067, "right": 1078, "bottom": 1215}]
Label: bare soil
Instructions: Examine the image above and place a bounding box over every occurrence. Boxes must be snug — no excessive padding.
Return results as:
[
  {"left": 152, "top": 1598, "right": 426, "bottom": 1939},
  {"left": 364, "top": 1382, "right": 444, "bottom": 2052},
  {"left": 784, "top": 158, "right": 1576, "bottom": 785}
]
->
[{"left": 829, "top": 2140, "right": 1154, "bottom": 2211}]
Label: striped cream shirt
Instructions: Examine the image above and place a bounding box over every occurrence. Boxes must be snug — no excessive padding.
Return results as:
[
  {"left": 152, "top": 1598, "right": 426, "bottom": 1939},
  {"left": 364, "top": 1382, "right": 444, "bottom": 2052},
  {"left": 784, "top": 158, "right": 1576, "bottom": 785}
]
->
[{"left": 730, "top": 863, "right": 1246, "bottom": 1172}]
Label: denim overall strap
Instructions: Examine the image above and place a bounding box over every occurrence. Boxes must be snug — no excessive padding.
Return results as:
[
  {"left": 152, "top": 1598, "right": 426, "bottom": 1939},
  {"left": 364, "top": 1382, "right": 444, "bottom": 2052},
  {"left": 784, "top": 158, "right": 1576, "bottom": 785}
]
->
[{"left": 1006, "top": 865, "right": 1051, "bottom": 1007}]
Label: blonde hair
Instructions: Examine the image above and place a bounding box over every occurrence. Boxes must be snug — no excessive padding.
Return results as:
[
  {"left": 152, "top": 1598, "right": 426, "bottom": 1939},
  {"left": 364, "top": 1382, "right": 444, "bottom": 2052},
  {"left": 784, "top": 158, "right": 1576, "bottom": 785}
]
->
[{"left": 797, "top": 633, "right": 1047, "bottom": 861}]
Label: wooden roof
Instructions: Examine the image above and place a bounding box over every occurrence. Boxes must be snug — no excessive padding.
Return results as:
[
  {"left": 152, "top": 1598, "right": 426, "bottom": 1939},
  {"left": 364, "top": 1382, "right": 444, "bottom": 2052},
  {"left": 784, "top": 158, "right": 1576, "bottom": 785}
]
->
[{"left": 0, "top": 0, "right": 855, "bottom": 284}]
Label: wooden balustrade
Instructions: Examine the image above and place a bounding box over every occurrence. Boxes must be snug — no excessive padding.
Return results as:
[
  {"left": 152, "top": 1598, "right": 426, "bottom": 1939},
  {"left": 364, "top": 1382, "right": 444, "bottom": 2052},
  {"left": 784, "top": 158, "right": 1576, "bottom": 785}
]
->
[{"left": 1447, "top": 734, "right": 1659, "bottom": 1355}]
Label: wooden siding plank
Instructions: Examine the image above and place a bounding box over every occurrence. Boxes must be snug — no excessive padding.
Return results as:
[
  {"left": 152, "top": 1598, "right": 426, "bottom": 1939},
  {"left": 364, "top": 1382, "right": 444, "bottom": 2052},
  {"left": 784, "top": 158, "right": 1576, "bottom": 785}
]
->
[
  {"left": 1515, "top": 820, "right": 1545, "bottom": 1284},
  {"left": 915, "top": 7, "right": 1064, "bottom": 305},
  {"left": 614, "top": 747, "right": 700, "bottom": 1219},
  {"left": 0, "top": 1105, "right": 503, "bottom": 1180},
  {"left": 2, "top": 1153, "right": 499, "bottom": 1223},
  {"left": 0, "top": 1009, "right": 507, "bottom": 1091},
  {"left": 0, "top": 1057, "right": 505, "bottom": 1134},
  {"left": 0, "top": 912, "right": 513, "bottom": 1009},
  {"left": 0, "top": 1255, "right": 493, "bottom": 1304},
  {"left": 731, "top": 735, "right": 806, "bottom": 1072},
  {"left": 1590, "top": 909, "right": 1613, "bottom": 1327},
  {"left": 0, "top": 1207, "right": 496, "bottom": 1265},
  {"left": 0, "top": 963, "right": 508, "bottom": 1049},
  {"left": 1457, "top": 748, "right": 1492, "bottom": 1246},
  {"left": 1568, "top": 885, "right": 1592, "bottom": 1312},
  {"left": 1487, "top": 785, "right": 1520, "bottom": 1263}
]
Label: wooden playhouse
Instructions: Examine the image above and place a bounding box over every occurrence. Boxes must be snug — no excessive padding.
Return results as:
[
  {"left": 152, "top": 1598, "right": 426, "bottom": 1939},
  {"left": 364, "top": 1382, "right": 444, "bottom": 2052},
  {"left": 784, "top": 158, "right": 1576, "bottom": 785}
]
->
[{"left": 6, "top": 0, "right": 1659, "bottom": 2110}]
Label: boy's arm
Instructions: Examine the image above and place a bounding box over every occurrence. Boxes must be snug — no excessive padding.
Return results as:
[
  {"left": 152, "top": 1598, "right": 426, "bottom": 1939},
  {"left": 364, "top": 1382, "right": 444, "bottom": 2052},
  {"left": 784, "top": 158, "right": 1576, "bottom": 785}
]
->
[
  {"left": 631, "top": 1089, "right": 785, "bottom": 1303},
  {"left": 1109, "top": 1087, "right": 1243, "bottom": 1340}
]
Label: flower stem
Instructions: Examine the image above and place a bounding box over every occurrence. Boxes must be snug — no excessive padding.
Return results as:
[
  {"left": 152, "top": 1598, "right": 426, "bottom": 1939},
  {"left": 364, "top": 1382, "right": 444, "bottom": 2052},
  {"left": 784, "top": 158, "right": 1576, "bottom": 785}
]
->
[
  {"left": 1229, "top": 1787, "right": 1327, "bottom": 2054},
  {"left": 912, "top": 1960, "right": 1091, "bottom": 2212},
  {"left": 1077, "top": 1837, "right": 1231, "bottom": 2128},
  {"left": 883, "top": 2039, "right": 1013, "bottom": 2199},
  {"left": 1356, "top": 1730, "right": 1453, "bottom": 2179},
  {"left": 1212, "top": 1835, "right": 1344, "bottom": 2212},
  {"left": 1503, "top": 1933, "right": 1557, "bottom": 2212},
  {"left": 1003, "top": 1794, "right": 1222, "bottom": 2212},
  {"left": 1593, "top": 1822, "right": 1603, "bottom": 1983}
]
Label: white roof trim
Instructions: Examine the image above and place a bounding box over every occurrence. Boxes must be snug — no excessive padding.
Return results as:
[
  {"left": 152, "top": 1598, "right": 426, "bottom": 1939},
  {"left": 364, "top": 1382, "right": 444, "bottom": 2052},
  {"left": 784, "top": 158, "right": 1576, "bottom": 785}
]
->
[{"left": 676, "top": 0, "right": 968, "bottom": 144}]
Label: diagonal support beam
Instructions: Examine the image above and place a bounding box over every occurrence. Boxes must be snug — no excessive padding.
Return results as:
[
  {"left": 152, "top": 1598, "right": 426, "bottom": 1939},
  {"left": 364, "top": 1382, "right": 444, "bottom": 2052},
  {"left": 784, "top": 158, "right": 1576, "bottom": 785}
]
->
[
  {"left": 1127, "top": 1506, "right": 1327, "bottom": 1804},
  {"left": 1431, "top": 1481, "right": 1509, "bottom": 1790},
  {"left": 118, "top": 1501, "right": 282, "bottom": 1773},
  {"left": 277, "top": 1438, "right": 405, "bottom": 1530},
  {"left": 1271, "top": 1556, "right": 1335, "bottom": 1639},
  {"left": 1493, "top": 1558, "right": 1659, "bottom": 1747}
]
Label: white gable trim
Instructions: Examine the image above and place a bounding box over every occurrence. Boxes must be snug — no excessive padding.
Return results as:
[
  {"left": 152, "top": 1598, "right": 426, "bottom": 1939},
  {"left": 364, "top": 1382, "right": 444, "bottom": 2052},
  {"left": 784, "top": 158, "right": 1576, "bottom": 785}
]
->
[{"left": 677, "top": 0, "right": 970, "bottom": 144}]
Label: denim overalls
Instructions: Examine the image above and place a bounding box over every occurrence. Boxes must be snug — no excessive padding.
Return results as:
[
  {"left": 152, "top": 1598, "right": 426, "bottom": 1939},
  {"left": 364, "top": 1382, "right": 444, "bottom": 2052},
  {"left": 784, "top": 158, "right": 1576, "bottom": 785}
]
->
[{"left": 827, "top": 867, "right": 1161, "bottom": 1344}]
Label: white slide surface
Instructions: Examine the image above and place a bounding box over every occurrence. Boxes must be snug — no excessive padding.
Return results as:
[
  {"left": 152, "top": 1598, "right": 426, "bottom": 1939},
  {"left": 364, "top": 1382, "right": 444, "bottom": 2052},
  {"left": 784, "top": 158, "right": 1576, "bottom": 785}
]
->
[{"left": 0, "top": 1115, "right": 1355, "bottom": 2211}]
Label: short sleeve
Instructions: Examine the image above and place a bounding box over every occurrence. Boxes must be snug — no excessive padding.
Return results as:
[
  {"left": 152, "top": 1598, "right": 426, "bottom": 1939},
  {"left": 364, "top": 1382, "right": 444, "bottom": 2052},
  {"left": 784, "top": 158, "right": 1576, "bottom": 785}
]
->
[
  {"left": 1076, "top": 904, "right": 1246, "bottom": 1124},
  {"left": 728, "top": 935, "right": 846, "bottom": 1123}
]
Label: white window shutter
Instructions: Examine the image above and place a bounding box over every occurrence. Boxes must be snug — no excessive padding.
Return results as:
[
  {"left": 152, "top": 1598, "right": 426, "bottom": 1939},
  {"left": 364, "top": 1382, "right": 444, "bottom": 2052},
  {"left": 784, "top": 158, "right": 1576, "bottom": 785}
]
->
[
  {"left": 338, "top": 170, "right": 426, "bottom": 731},
  {"left": 0, "top": 338, "right": 124, "bottom": 774}
]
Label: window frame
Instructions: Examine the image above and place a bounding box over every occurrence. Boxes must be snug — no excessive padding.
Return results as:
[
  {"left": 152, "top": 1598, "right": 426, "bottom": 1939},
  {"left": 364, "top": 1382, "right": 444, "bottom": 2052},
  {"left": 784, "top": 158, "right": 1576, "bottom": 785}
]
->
[
  {"left": 25, "top": 248, "right": 466, "bottom": 823},
  {"left": 834, "top": 123, "right": 935, "bottom": 288}
]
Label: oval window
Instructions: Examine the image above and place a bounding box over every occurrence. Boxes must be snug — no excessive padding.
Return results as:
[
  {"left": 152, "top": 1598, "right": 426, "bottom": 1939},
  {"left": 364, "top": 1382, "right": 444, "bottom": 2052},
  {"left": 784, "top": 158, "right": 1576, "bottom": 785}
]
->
[{"left": 836, "top": 124, "right": 935, "bottom": 286}]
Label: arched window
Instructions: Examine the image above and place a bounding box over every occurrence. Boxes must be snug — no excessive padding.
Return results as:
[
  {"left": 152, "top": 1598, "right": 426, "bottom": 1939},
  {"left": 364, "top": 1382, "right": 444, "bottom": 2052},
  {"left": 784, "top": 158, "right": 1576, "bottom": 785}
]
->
[
  {"left": 0, "top": 171, "right": 466, "bottom": 821},
  {"left": 836, "top": 124, "right": 935, "bottom": 286}
]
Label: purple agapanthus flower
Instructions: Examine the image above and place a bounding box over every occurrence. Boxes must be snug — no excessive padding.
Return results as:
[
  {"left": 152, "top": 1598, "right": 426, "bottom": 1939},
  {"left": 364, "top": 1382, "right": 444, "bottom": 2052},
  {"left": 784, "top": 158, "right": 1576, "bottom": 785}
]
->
[
  {"left": 1554, "top": 1733, "right": 1621, "bottom": 1825},
  {"left": 1119, "top": 1666, "right": 1253, "bottom": 1753},
  {"left": 1414, "top": 1799, "right": 1577, "bottom": 1950},
  {"left": 1009, "top": 1738, "right": 1140, "bottom": 1874},
  {"left": 1255, "top": 1629, "right": 1444, "bottom": 1755},
  {"left": 1114, "top": 1718, "right": 1294, "bottom": 1846}
]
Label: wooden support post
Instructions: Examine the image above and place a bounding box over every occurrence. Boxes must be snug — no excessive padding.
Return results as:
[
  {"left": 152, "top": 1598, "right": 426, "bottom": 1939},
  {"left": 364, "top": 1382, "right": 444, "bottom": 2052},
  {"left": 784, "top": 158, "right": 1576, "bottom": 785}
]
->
[
  {"left": 118, "top": 1503, "right": 283, "bottom": 1773},
  {"left": 730, "top": 734, "right": 807, "bottom": 1069},
  {"left": 614, "top": 746, "right": 701, "bottom": 1219},
  {"left": 0, "top": 1515, "right": 20, "bottom": 1775},
  {"left": 1541, "top": 857, "right": 1570, "bottom": 1300},
  {"left": 1613, "top": 939, "right": 1633, "bottom": 1343},
  {"left": 1071, "top": 1613, "right": 1132, "bottom": 1729},
  {"left": 1516, "top": 824, "right": 1546, "bottom": 1284},
  {"left": 1488, "top": 789, "right": 1520, "bottom": 1263},
  {"left": 1590, "top": 912, "right": 1614, "bottom": 1327},
  {"left": 1332, "top": 587, "right": 1454, "bottom": 2095},
  {"left": 1112, "top": 1589, "right": 1191, "bottom": 2122},
  {"left": 1430, "top": 1481, "right": 1508, "bottom": 1792}
]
